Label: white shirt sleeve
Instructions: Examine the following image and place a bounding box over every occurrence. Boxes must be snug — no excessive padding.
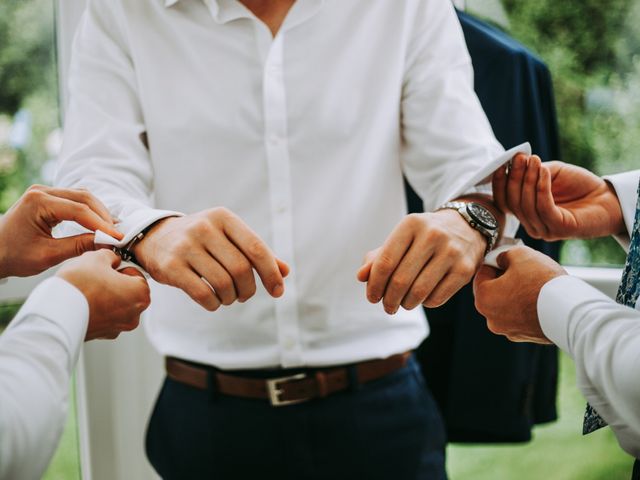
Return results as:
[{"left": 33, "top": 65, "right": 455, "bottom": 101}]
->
[
  {"left": 400, "top": 0, "right": 522, "bottom": 239},
  {"left": 538, "top": 276, "right": 640, "bottom": 458},
  {"left": 55, "top": 1, "right": 180, "bottom": 239},
  {"left": 0, "top": 278, "right": 89, "bottom": 480},
  {"left": 604, "top": 170, "right": 640, "bottom": 250}
]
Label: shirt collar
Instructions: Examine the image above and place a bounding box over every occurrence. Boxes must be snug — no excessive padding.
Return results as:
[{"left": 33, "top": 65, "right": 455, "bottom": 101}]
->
[{"left": 164, "top": 0, "right": 326, "bottom": 27}]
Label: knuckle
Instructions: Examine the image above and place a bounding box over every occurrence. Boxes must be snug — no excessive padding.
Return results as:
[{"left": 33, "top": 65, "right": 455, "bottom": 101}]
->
[
  {"left": 425, "top": 225, "right": 446, "bottom": 242},
  {"left": 228, "top": 260, "right": 252, "bottom": 279},
  {"left": 390, "top": 275, "right": 410, "bottom": 291},
  {"left": 191, "top": 218, "right": 213, "bottom": 236},
  {"left": 456, "top": 260, "right": 476, "bottom": 277},
  {"left": 486, "top": 320, "right": 501, "bottom": 335},
  {"left": 192, "top": 286, "right": 213, "bottom": 305},
  {"left": 238, "top": 283, "right": 257, "bottom": 302},
  {"left": 409, "top": 285, "right": 430, "bottom": 303},
  {"left": 215, "top": 276, "right": 234, "bottom": 295},
  {"left": 246, "top": 239, "right": 267, "bottom": 260},
  {"left": 445, "top": 243, "right": 464, "bottom": 259},
  {"left": 404, "top": 213, "right": 424, "bottom": 229},
  {"left": 23, "top": 188, "right": 44, "bottom": 204},
  {"left": 376, "top": 253, "right": 395, "bottom": 273},
  {"left": 209, "top": 206, "right": 233, "bottom": 222}
]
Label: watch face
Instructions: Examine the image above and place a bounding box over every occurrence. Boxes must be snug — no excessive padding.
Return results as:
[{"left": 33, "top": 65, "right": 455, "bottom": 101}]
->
[{"left": 467, "top": 203, "right": 498, "bottom": 230}]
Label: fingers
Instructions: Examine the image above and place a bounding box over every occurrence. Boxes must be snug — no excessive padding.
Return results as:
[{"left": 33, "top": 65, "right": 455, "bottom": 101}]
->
[
  {"left": 505, "top": 153, "right": 528, "bottom": 220},
  {"left": 33, "top": 186, "right": 114, "bottom": 224},
  {"left": 44, "top": 233, "right": 98, "bottom": 267},
  {"left": 356, "top": 249, "right": 378, "bottom": 283},
  {"left": 175, "top": 268, "right": 222, "bottom": 311},
  {"left": 222, "top": 215, "right": 284, "bottom": 297},
  {"left": 43, "top": 194, "right": 122, "bottom": 240},
  {"left": 381, "top": 241, "right": 434, "bottom": 313},
  {"left": 277, "top": 258, "right": 290, "bottom": 278},
  {"left": 535, "top": 165, "right": 563, "bottom": 234},
  {"left": 119, "top": 267, "right": 145, "bottom": 279},
  {"left": 472, "top": 264, "right": 500, "bottom": 296},
  {"left": 492, "top": 164, "right": 509, "bottom": 214},
  {"left": 400, "top": 255, "right": 449, "bottom": 310},
  {"left": 423, "top": 268, "right": 470, "bottom": 308},
  {"left": 495, "top": 250, "right": 514, "bottom": 271},
  {"left": 366, "top": 221, "right": 415, "bottom": 304},
  {"left": 201, "top": 235, "right": 257, "bottom": 303},
  {"left": 189, "top": 249, "right": 239, "bottom": 305},
  {"left": 519, "top": 156, "right": 547, "bottom": 238}
]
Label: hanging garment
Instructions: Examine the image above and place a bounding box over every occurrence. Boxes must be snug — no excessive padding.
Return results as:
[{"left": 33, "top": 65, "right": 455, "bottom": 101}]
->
[{"left": 410, "top": 10, "right": 561, "bottom": 443}]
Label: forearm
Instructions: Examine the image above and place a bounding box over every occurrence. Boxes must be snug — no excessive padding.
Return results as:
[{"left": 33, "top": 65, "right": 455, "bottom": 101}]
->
[
  {"left": 604, "top": 170, "right": 640, "bottom": 248},
  {"left": 0, "top": 278, "right": 88, "bottom": 480},
  {"left": 539, "top": 276, "right": 640, "bottom": 457}
]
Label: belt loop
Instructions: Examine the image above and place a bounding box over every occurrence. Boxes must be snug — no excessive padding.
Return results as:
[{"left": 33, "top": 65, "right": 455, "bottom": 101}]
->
[
  {"left": 207, "top": 370, "right": 219, "bottom": 402},
  {"left": 315, "top": 371, "right": 329, "bottom": 398},
  {"left": 347, "top": 365, "right": 360, "bottom": 392}
]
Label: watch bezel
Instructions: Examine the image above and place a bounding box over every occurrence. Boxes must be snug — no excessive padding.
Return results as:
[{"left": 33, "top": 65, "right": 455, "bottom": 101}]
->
[{"left": 465, "top": 203, "right": 498, "bottom": 230}]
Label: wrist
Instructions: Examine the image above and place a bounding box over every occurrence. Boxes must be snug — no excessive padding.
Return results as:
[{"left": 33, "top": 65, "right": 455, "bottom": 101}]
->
[
  {"left": 437, "top": 197, "right": 500, "bottom": 254},
  {"left": 129, "top": 217, "right": 174, "bottom": 267},
  {"left": 604, "top": 180, "right": 627, "bottom": 236}
]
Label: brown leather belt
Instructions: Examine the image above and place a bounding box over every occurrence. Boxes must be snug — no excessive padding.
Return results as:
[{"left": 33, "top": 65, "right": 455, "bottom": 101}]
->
[{"left": 165, "top": 352, "right": 411, "bottom": 407}]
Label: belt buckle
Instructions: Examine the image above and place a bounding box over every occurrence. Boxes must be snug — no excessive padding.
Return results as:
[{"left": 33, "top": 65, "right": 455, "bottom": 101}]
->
[{"left": 266, "top": 373, "right": 307, "bottom": 407}]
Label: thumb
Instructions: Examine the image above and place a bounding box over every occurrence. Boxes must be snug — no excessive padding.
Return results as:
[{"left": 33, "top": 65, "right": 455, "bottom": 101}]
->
[
  {"left": 276, "top": 258, "right": 290, "bottom": 278},
  {"left": 357, "top": 249, "right": 378, "bottom": 282},
  {"left": 48, "top": 233, "right": 97, "bottom": 266},
  {"left": 496, "top": 250, "right": 513, "bottom": 271},
  {"left": 472, "top": 265, "right": 500, "bottom": 298}
]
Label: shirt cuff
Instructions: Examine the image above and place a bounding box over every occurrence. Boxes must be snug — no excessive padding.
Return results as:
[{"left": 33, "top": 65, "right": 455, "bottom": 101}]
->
[
  {"left": 9, "top": 277, "right": 90, "bottom": 357},
  {"left": 603, "top": 170, "right": 640, "bottom": 250},
  {"left": 537, "top": 275, "right": 612, "bottom": 355},
  {"left": 94, "top": 207, "right": 183, "bottom": 247}
]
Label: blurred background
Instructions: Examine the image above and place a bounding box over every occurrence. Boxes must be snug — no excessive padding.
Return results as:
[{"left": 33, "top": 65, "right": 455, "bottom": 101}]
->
[{"left": 0, "top": 0, "right": 637, "bottom": 478}]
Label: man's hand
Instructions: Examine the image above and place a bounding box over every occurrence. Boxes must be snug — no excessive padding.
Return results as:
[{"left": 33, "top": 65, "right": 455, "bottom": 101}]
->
[
  {"left": 0, "top": 185, "right": 123, "bottom": 278},
  {"left": 357, "top": 208, "right": 488, "bottom": 314},
  {"left": 132, "top": 207, "right": 289, "bottom": 311},
  {"left": 57, "top": 250, "right": 151, "bottom": 340},
  {"left": 473, "top": 246, "right": 566, "bottom": 344},
  {"left": 493, "top": 155, "right": 625, "bottom": 241}
]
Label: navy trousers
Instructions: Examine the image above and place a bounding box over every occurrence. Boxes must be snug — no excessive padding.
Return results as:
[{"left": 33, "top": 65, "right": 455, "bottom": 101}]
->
[{"left": 145, "top": 356, "right": 447, "bottom": 480}]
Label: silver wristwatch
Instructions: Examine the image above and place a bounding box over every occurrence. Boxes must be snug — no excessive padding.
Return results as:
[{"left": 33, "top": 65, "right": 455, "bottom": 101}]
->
[{"left": 437, "top": 201, "right": 499, "bottom": 254}]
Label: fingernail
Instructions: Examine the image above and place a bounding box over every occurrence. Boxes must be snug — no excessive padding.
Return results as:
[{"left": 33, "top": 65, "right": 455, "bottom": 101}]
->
[
  {"left": 368, "top": 294, "right": 379, "bottom": 303},
  {"left": 272, "top": 284, "right": 284, "bottom": 297}
]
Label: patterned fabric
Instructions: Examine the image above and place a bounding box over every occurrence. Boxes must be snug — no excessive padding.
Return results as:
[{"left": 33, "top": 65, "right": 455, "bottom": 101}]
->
[{"left": 583, "top": 179, "right": 640, "bottom": 435}]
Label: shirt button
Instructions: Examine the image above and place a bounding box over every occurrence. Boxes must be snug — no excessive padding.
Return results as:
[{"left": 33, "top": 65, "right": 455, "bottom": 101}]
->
[
  {"left": 283, "top": 337, "right": 296, "bottom": 350},
  {"left": 276, "top": 203, "right": 287, "bottom": 214}
]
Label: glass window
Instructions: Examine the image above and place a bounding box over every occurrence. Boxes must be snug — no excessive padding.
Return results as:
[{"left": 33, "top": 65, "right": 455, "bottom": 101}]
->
[
  {"left": 0, "top": 1, "right": 80, "bottom": 478},
  {"left": 467, "top": 0, "right": 635, "bottom": 267},
  {"left": 447, "top": 2, "right": 636, "bottom": 478}
]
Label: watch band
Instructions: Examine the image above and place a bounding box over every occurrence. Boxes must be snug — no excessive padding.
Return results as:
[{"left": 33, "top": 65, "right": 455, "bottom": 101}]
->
[
  {"left": 437, "top": 201, "right": 498, "bottom": 255},
  {"left": 112, "top": 221, "right": 159, "bottom": 265}
]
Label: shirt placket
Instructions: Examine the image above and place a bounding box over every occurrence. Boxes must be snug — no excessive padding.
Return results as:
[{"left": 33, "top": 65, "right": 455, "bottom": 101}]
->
[{"left": 262, "top": 34, "right": 303, "bottom": 367}]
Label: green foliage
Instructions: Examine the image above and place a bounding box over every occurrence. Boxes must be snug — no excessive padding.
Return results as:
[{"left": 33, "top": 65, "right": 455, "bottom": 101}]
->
[
  {"left": 448, "top": 352, "right": 633, "bottom": 479},
  {"left": 0, "top": 0, "right": 58, "bottom": 212},
  {"left": 0, "top": 0, "right": 56, "bottom": 116},
  {"left": 494, "top": 0, "right": 639, "bottom": 265}
]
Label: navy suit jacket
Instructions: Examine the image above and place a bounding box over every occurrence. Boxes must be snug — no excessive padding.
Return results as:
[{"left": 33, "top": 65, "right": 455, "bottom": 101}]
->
[{"left": 410, "top": 11, "right": 560, "bottom": 443}]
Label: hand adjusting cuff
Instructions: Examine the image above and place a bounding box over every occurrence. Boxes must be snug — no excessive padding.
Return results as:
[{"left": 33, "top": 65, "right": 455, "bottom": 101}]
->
[{"left": 437, "top": 201, "right": 499, "bottom": 255}]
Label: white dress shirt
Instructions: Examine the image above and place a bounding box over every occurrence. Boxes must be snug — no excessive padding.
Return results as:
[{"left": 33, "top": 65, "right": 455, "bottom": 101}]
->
[
  {"left": 538, "top": 169, "right": 640, "bottom": 458},
  {"left": 0, "top": 278, "right": 88, "bottom": 480},
  {"left": 57, "top": 0, "right": 508, "bottom": 369}
]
